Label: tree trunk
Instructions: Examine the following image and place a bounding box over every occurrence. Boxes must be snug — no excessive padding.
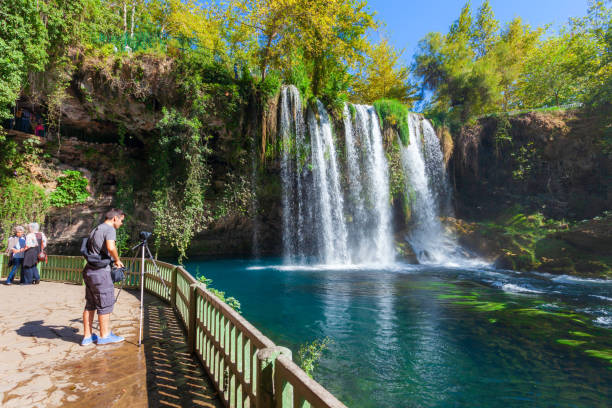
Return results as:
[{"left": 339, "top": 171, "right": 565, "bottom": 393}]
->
[
  {"left": 260, "top": 33, "right": 276, "bottom": 82},
  {"left": 130, "top": 2, "right": 135, "bottom": 38},
  {"left": 123, "top": 2, "right": 127, "bottom": 35}
]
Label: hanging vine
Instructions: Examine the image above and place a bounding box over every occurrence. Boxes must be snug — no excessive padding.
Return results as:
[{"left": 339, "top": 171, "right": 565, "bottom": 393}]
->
[{"left": 150, "top": 108, "right": 212, "bottom": 261}]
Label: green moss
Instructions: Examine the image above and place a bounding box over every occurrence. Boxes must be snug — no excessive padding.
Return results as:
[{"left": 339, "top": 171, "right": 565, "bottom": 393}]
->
[
  {"left": 373, "top": 99, "right": 410, "bottom": 145},
  {"left": 348, "top": 103, "right": 356, "bottom": 120},
  {"left": 515, "top": 308, "right": 585, "bottom": 323},
  {"left": 584, "top": 349, "right": 612, "bottom": 363},
  {"left": 454, "top": 300, "right": 507, "bottom": 312},
  {"left": 438, "top": 294, "right": 478, "bottom": 300},
  {"left": 569, "top": 331, "right": 593, "bottom": 337},
  {"left": 556, "top": 339, "right": 587, "bottom": 346}
]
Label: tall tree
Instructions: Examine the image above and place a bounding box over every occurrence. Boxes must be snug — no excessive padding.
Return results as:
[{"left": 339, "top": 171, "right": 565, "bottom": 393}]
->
[
  {"left": 471, "top": 0, "right": 499, "bottom": 57},
  {"left": 352, "top": 39, "right": 416, "bottom": 105},
  {"left": 0, "top": 0, "right": 48, "bottom": 119}
]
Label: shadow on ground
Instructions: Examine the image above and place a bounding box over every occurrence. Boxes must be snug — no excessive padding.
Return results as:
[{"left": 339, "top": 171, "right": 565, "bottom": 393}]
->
[
  {"left": 143, "top": 296, "right": 223, "bottom": 408},
  {"left": 16, "top": 320, "right": 81, "bottom": 344}
]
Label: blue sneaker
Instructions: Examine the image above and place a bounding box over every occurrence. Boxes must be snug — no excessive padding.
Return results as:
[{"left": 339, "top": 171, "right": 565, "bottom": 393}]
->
[
  {"left": 81, "top": 333, "right": 98, "bottom": 346},
  {"left": 97, "top": 332, "right": 124, "bottom": 345}
]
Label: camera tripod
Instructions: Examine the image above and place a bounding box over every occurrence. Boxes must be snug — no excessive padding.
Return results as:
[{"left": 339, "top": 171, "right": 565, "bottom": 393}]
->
[{"left": 127, "top": 233, "right": 173, "bottom": 347}]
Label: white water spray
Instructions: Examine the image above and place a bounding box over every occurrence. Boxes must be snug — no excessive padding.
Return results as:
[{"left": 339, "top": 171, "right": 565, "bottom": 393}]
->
[{"left": 400, "top": 113, "right": 471, "bottom": 265}]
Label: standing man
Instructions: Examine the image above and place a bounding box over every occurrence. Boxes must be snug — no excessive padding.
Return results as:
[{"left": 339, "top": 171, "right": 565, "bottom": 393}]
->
[{"left": 81, "top": 208, "right": 125, "bottom": 346}]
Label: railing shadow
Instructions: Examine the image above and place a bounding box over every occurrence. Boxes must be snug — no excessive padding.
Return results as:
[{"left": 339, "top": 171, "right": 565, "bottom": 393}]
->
[{"left": 143, "top": 296, "right": 223, "bottom": 408}]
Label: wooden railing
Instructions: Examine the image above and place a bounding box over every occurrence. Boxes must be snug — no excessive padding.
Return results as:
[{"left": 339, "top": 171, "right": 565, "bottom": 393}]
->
[{"left": 0, "top": 254, "right": 347, "bottom": 408}]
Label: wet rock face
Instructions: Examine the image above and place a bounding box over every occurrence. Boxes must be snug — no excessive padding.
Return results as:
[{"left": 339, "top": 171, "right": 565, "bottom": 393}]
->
[
  {"left": 24, "top": 51, "right": 177, "bottom": 144},
  {"left": 452, "top": 111, "right": 611, "bottom": 220},
  {"left": 554, "top": 216, "right": 612, "bottom": 255},
  {"left": 445, "top": 216, "right": 612, "bottom": 278}
]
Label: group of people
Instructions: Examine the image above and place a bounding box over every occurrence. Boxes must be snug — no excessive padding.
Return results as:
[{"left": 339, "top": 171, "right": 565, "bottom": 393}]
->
[
  {"left": 3, "top": 210, "right": 126, "bottom": 346},
  {"left": 4, "top": 223, "right": 47, "bottom": 285},
  {"left": 5, "top": 108, "right": 45, "bottom": 137}
]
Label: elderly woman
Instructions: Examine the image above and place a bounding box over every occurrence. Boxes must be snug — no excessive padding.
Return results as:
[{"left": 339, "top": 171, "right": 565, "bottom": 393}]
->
[
  {"left": 22, "top": 222, "right": 47, "bottom": 285},
  {"left": 4, "top": 226, "right": 26, "bottom": 285}
]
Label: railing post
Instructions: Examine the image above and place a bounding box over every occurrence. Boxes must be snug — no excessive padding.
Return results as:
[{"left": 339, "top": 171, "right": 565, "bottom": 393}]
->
[
  {"left": 187, "top": 282, "right": 199, "bottom": 354},
  {"left": 0, "top": 254, "right": 6, "bottom": 278},
  {"left": 171, "top": 266, "right": 178, "bottom": 308},
  {"left": 256, "top": 346, "right": 292, "bottom": 408}
]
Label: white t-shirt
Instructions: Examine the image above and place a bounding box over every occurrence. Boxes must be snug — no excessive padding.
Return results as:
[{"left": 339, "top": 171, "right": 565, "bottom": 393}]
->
[{"left": 25, "top": 232, "right": 47, "bottom": 248}]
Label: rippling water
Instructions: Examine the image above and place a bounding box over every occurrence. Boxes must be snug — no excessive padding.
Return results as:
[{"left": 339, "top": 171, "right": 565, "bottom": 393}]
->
[{"left": 182, "top": 259, "right": 612, "bottom": 408}]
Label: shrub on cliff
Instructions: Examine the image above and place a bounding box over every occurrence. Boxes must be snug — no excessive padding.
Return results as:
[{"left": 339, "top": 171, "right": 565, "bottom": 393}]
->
[
  {"left": 49, "top": 170, "right": 89, "bottom": 207},
  {"left": 373, "top": 99, "right": 410, "bottom": 145}
]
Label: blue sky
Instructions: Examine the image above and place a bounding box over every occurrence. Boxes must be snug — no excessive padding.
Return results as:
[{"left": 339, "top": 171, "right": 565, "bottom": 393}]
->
[{"left": 366, "top": 0, "right": 589, "bottom": 65}]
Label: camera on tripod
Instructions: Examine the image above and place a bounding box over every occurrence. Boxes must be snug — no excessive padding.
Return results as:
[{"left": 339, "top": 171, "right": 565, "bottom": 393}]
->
[{"left": 139, "top": 231, "right": 152, "bottom": 243}]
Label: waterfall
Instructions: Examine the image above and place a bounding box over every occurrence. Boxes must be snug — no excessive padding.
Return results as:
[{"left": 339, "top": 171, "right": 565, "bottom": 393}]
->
[
  {"left": 400, "top": 113, "right": 462, "bottom": 264},
  {"left": 307, "top": 100, "right": 350, "bottom": 264},
  {"left": 279, "top": 85, "right": 310, "bottom": 263},
  {"left": 344, "top": 104, "right": 395, "bottom": 264},
  {"left": 278, "top": 86, "right": 395, "bottom": 265}
]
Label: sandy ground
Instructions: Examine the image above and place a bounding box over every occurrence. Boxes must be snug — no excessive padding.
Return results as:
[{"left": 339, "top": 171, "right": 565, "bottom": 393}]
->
[{"left": 0, "top": 281, "right": 222, "bottom": 407}]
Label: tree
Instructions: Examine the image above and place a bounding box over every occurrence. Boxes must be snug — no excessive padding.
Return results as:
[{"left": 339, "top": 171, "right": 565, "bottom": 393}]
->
[
  {"left": 493, "top": 18, "right": 542, "bottom": 109},
  {"left": 471, "top": 0, "right": 499, "bottom": 57},
  {"left": 352, "top": 39, "right": 416, "bottom": 105},
  {"left": 0, "top": 0, "right": 48, "bottom": 119}
]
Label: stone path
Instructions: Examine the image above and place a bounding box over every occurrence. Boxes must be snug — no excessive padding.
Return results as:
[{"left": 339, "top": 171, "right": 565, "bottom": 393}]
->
[{"left": 0, "top": 281, "right": 223, "bottom": 407}]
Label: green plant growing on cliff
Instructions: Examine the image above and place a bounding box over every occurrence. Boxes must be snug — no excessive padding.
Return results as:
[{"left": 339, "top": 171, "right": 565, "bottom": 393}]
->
[
  {"left": 373, "top": 99, "right": 410, "bottom": 145},
  {"left": 510, "top": 141, "right": 537, "bottom": 180},
  {"left": 297, "top": 337, "right": 333, "bottom": 378},
  {"left": 386, "top": 141, "right": 405, "bottom": 201},
  {"left": 214, "top": 172, "right": 253, "bottom": 220},
  {"left": 49, "top": 170, "right": 89, "bottom": 207},
  {"left": 0, "top": 179, "right": 49, "bottom": 245},
  {"left": 196, "top": 275, "right": 241, "bottom": 313},
  {"left": 150, "top": 108, "right": 212, "bottom": 261}
]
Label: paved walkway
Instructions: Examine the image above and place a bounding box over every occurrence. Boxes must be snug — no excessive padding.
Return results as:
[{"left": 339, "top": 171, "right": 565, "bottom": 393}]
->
[{"left": 0, "top": 281, "right": 223, "bottom": 407}]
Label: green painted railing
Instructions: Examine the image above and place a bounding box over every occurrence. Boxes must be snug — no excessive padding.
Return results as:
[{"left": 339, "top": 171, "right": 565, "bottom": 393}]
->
[{"left": 0, "top": 254, "right": 347, "bottom": 408}]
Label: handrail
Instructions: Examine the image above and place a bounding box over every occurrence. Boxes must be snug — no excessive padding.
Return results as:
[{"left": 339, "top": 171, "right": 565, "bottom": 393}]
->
[{"left": 0, "top": 254, "right": 347, "bottom": 408}]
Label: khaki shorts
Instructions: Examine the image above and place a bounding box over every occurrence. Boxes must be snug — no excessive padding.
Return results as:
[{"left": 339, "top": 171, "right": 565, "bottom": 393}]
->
[{"left": 83, "top": 266, "right": 115, "bottom": 315}]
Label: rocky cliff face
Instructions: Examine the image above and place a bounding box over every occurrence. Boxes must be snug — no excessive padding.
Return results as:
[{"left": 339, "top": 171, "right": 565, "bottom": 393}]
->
[{"left": 452, "top": 110, "right": 611, "bottom": 220}]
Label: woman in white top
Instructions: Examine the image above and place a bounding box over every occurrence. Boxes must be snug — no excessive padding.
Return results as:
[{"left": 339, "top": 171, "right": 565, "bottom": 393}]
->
[{"left": 23, "top": 223, "right": 47, "bottom": 284}]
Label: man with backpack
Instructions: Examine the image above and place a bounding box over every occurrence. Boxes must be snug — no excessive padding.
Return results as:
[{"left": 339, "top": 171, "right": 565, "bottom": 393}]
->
[{"left": 81, "top": 209, "right": 125, "bottom": 346}]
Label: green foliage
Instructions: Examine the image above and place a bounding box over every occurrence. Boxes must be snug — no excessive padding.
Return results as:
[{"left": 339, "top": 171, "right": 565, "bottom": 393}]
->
[
  {"left": 413, "top": 0, "right": 612, "bottom": 131},
  {"left": 49, "top": 170, "right": 89, "bottom": 207},
  {"left": 510, "top": 141, "right": 537, "bottom": 180},
  {"left": 0, "top": 0, "right": 48, "bottom": 119},
  {"left": 214, "top": 173, "right": 253, "bottom": 220},
  {"left": 373, "top": 99, "right": 410, "bottom": 145},
  {"left": 150, "top": 108, "right": 211, "bottom": 261},
  {"left": 196, "top": 275, "right": 241, "bottom": 313},
  {"left": 297, "top": 337, "right": 333, "bottom": 378},
  {"left": 0, "top": 179, "right": 49, "bottom": 246},
  {"left": 353, "top": 39, "right": 417, "bottom": 105}
]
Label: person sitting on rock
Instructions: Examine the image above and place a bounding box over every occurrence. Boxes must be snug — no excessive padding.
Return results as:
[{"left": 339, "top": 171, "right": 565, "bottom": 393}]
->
[{"left": 81, "top": 208, "right": 125, "bottom": 346}]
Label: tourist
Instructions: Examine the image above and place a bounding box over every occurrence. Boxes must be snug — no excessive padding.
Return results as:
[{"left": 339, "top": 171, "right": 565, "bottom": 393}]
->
[
  {"left": 22, "top": 110, "right": 31, "bottom": 133},
  {"left": 22, "top": 222, "right": 47, "bottom": 284},
  {"left": 4, "top": 226, "right": 26, "bottom": 285},
  {"left": 35, "top": 122, "right": 44, "bottom": 137},
  {"left": 15, "top": 108, "right": 22, "bottom": 131},
  {"left": 81, "top": 208, "right": 125, "bottom": 346}
]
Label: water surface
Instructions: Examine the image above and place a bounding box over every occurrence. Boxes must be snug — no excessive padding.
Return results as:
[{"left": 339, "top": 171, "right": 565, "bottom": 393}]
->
[{"left": 183, "top": 259, "right": 612, "bottom": 408}]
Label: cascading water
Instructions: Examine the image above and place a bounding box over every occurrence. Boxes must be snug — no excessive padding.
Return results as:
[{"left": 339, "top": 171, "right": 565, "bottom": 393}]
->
[
  {"left": 307, "top": 100, "right": 350, "bottom": 264},
  {"left": 400, "top": 113, "right": 466, "bottom": 264},
  {"left": 343, "top": 104, "right": 395, "bottom": 264},
  {"left": 278, "top": 86, "right": 395, "bottom": 265},
  {"left": 279, "top": 85, "right": 310, "bottom": 263}
]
